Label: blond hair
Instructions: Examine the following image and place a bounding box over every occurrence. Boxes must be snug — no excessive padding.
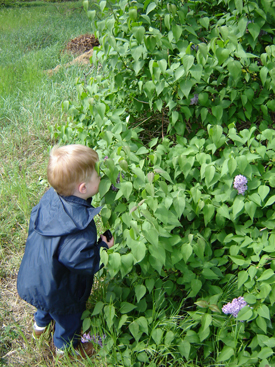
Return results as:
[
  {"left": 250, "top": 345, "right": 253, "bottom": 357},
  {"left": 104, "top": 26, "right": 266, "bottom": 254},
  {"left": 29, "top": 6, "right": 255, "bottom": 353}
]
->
[{"left": 47, "top": 144, "right": 98, "bottom": 196}]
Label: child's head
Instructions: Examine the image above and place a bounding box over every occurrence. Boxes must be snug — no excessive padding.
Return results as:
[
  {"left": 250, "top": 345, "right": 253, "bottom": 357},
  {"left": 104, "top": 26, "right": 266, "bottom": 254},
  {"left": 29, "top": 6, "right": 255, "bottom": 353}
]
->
[{"left": 47, "top": 144, "right": 99, "bottom": 196}]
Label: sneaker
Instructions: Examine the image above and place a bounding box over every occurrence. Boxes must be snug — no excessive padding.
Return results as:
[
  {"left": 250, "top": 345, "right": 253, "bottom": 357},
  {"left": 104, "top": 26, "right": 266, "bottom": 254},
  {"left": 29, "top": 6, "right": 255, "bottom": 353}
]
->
[
  {"left": 55, "top": 342, "right": 95, "bottom": 359},
  {"left": 32, "top": 322, "right": 49, "bottom": 339},
  {"left": 71, "top": 342, "right": 95, "bottom": 359}
]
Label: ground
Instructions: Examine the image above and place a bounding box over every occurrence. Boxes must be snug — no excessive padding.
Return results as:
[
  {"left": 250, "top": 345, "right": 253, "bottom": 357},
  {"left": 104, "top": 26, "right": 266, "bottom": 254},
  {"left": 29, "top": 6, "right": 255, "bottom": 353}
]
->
[{"left": 0, "top": 34, "right": 104, "bottom": 367}]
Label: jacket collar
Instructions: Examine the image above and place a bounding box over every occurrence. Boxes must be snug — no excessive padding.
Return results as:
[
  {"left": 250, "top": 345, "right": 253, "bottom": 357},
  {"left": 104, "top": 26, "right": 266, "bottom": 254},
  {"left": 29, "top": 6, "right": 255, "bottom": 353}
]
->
[{"left": 60, "top": 194, "right": 93, "bottom": 207}]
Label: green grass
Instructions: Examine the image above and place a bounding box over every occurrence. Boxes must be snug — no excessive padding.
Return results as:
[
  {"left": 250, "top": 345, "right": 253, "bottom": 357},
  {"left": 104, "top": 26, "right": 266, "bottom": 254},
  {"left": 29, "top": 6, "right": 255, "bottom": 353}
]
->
[{"left": 0, "top": 2, "right": 106, "bottom": 366}]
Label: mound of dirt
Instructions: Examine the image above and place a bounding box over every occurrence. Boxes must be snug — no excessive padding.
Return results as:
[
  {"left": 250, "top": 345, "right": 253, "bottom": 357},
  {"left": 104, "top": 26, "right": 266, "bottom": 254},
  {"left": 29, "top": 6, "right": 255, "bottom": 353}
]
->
[
  {"left": 46, "top": 34, "right": 100, "bottom": 76},
  {"left": 65, "top": 34, "right": 99, "bottom": 55}
]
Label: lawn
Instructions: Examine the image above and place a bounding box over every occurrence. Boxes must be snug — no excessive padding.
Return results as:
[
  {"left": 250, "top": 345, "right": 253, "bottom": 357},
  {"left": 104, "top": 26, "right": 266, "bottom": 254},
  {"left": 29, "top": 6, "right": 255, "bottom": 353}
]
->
[{"left": 0, "top": 2, "right": 104, "bottom": 365}]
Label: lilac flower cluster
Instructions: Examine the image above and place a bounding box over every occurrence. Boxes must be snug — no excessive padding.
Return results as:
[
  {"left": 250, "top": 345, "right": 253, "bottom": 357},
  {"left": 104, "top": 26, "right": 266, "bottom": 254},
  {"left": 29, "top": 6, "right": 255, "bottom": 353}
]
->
[
  {"left": 111, "top": 173, "right": 125, "bottom": 192},
  {"left": 222, "top": 297, "right": 247, "bottom": 318},
  {"left": 190, "top": 94, "right": 199, "bottom": 105},
  {"left": 81, "top": 333, "right": 106, "bottom": 347},
  {"left": 233, "top": 175, "right": 248, "bottom": 195}
]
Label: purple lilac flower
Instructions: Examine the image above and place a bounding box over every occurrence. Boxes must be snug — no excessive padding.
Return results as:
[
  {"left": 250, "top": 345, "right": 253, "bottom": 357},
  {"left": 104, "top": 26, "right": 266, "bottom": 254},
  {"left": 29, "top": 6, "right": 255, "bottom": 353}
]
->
[
  {"left": 222, "top": 297, "right": 247, "bottom": 318},
  {"left": 81, "top": 333, "right": 106, "bottom": 347},
  {"left": 104, "top": 156, "right": 108, "bottom": 161},
  {"left": 111, "top": 173, "right": 125, "bottom": 192},
  {"left": 190, "top": 94, "right": 199, "bottom": 105},
  {"left": 233, "top": 175, "right": 248, "bottom": 195}
]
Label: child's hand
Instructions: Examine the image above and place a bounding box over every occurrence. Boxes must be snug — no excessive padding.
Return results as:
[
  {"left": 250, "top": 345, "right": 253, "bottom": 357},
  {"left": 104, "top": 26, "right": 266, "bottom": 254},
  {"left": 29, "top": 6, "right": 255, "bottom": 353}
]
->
[{"left": 100, "top": 234, "right": 114, "bottom": 249}]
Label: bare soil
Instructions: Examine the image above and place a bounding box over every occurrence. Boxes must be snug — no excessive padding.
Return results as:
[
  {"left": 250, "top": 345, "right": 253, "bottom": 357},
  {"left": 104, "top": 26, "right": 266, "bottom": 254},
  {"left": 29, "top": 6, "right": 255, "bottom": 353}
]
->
[
  {"left": 65, "top": 34, "right": 99, "bottom": 55},
  {"left": 47, "top": 34, "right": 100, "bottom": 75}
]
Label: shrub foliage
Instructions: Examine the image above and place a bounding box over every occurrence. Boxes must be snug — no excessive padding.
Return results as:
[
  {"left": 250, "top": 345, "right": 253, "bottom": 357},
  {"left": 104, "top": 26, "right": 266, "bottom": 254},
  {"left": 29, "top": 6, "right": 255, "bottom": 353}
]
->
[{"left": 53, "top": 0, "right": 275, "bottom": 365}]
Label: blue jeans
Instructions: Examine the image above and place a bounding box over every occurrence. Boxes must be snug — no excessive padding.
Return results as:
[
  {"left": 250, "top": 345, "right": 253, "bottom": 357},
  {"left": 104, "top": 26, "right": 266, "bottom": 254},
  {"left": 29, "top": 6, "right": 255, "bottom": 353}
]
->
[{"left": 34, "top": 309, "right": 83, "bottom": 349}]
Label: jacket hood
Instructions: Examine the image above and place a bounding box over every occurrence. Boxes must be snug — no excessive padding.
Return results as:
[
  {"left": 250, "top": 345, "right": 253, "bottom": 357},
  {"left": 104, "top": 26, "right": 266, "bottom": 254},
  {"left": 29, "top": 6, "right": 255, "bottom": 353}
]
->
[{"left": 34, "top": 188, "right": 101, "bottom": 236}]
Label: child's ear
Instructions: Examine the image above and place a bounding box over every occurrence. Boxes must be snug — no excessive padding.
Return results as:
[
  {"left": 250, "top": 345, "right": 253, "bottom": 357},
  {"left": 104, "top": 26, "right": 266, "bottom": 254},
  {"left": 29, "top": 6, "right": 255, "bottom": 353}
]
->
[{"left": 78, "top": 182, "right": 87, "bottom": 194}]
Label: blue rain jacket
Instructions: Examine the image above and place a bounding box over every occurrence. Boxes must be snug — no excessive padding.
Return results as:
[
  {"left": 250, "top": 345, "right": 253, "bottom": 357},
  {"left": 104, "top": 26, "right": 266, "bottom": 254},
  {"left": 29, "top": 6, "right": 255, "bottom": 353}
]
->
[{"left": 17, "top": 188, "right": 108, "bottom": 315}]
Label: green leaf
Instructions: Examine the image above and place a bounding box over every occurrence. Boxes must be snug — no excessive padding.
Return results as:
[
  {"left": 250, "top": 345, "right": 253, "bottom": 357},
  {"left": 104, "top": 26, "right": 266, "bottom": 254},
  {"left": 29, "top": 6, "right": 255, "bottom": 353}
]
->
[
  {"left": 165, "top": 331, "right": 174, "bottom": 346},
  {"left": 258, "top": 304, "right": 270, "bottom": 320},
  {"left": 151, "top": 328, "right": 163, "bottom": 345},
  {"left": 158, "top": 59, "right": 167, "bottom": 74},
  {"left": 145, "top": 278, "right": 155, "bottom": 293},
  {"left": 199, "top": 17, "right": 209, "bottom": 29},
  {"left": 190, "top": 64, "right": 202, "bottom": 81},
  {"left": 146, "top": 2, "right": 156, "bottom": 14},
  {"left": 143, "top": 227, "right": 159, "bottom": 247},
  {"left": 202, "top": 268, "right": 219, "bottom": 279},
  {"left": 121, "top": 253, "right": 134, "bottom": 276},
  {"left": 164, "top": 14, "right": 170, "bottom": 30},
  {"left": 217, "top": 204, "right": 230, "bottom": 219},
  {"left": 120, "top": 182, "right": 132, "bottom": 200},
  {"left": 227, "top": 60, "right": 242, "bottom": 79},
  {"left": 247, "top": 22, "right": 261, "bottom": 40},
  {"left": 172, "top": 24, "right": 182, "bottom": 42},
  {"left": 82, "top": 317, "right": 91, "bottom": 332},
  {"left": 211, "top": 105, "right": 223, "bottom": 122},
  {"left": 257, "top": 269, "right": 274, "bottom": 282},
  {"left": 145, "top": 35, "right": 156, "bottom": 52},
  {"left": 189, "top": 279, "right": 202, "bottom": 297},
  {"left": 104, "top": 304, "right": 115, "bottom": 329},
  {"left": 205, "top": 165, "right": 215, "bottom": 187},
  {"left": 99, "top": 178, "right": 111, "bottom": 197},
  {"left": 178, "top": 340, "right": 190, "bottom": 360},
  {"left": 83, "top": 0, "right": 88, "bottom": 11},
  {"left": 173, "top": 195, "right": 186, "bottom": 218},
  {"left": 131, "top": 241, "right": 147, "bottom": 263},
  {"left": 236, "top": 305, "right": 253, "bottom": 321},
  {"left": 133, "top": 26, "right": 145, "bottom": 44},
  {"left": 238, "top": 271, "right": 248, "bottom": 288},
  {"left": 229, "top": 255, "right": 246, "bottom": 266},
  {"left": 108, "top": 253, "right": 121, "bottom": 274},
  {"left": 258, "top": 185, "right": 270, "bottom": 201},
  {"left": 118, "top": 315, "right": 128, "bottom": 329},
  {"left": 203, "top": 204, "right": 215, "bottom": 226},
  {"left": 216, "top": 48, "right": 230, "bottom": 65},
  {"left": 144, "top": 80, "right": 155, "bottom": 99},
  {"left": 129, "top": 321, "right": 140, "bottom": 341},
  {"left": 96, "top": 102, "right": 106, "bottom": 119},
  {"left": 154, "top": 167, "right": 173, "bottom": 183},
  {"left": 264, "top": 195, "right": 275, "bottom": 207},
  {"left": 120, "top": 302, "right": 137, "bottom": 314},
  {"left": 182, "top": 55, "right": 194, "bottom": 73},
  {"left": 135, "top": 284, "right": 146, "bottom": 302},
  {"left": 234, "top": 0, "right": 243, "bottom": 14},
  {"left": 99, "top": 0, "right": 106, "bottom": 12},
  {"left": 175, "top": 66, "right": 185, "bottom": 81},
  {"left": 217, "top": 346, "right": 234, "bottom": 362},
  {"left": 201, "top": 314, "right": 212, "bottom": 331},
  {"left": 228, "top": 157, "right": 237, "bottom": 175},
  {"left": 256, "top": 316, "right": 267, "bottom": 333},
  {"left": 211, "top": 125, "right": 224, "bottom": 147},
  {"left": 232, "top": 196, "right": 244, "bottom": 218},
  {"left": 92, "top": 301, "right": 104, "bottom": 316},
  {"left": 129, "top": 8, "right": 137, "bottom": 20},
  {"left": 258, "top": 347, "right": 273, "bottom": 359},
  {"left": 136, "top": 317, "right": 148, "bottom": 335},
  {"left": 260, "top": 66, "right": 269, "bottom": 86},
  {"left": 181, "top": 243, "right": 193, "bottom": 263},
  {"left": 179, "top": 79, "right": 194, "bottom": 98}
]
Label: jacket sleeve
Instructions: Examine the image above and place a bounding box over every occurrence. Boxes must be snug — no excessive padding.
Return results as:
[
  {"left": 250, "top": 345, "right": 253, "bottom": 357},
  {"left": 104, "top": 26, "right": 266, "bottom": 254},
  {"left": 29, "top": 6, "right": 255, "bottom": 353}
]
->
[{"left": 57, "top": 230, "right": 108, "bottom": 275}]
